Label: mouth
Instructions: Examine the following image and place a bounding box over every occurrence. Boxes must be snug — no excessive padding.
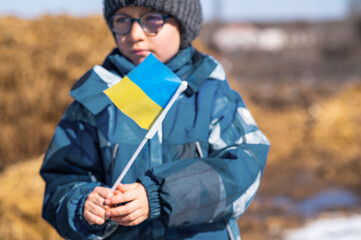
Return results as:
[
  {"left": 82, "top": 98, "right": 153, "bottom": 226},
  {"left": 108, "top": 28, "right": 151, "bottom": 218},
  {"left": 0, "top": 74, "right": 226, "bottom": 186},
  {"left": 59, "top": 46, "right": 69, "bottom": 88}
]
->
[{"left": 130, "top": 49, "right": 150, "bottom": 56}]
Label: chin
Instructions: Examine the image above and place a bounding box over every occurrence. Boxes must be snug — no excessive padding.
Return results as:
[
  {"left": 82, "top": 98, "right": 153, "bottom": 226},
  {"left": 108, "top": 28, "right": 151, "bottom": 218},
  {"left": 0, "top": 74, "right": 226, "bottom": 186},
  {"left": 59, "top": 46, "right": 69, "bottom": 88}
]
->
[
  {"left": 133, "top": 58, "right": 144, "bottom": 66},
  {"left": 135, "top": 55, "right": 151, "bottom": 65}
]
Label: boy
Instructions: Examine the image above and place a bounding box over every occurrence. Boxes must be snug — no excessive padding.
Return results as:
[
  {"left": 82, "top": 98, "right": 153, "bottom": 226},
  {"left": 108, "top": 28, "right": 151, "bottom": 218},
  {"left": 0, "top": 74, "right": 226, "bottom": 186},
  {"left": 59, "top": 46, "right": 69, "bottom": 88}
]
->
[{"left": 40, "top": 0, "right": 270, "bottom": 239}]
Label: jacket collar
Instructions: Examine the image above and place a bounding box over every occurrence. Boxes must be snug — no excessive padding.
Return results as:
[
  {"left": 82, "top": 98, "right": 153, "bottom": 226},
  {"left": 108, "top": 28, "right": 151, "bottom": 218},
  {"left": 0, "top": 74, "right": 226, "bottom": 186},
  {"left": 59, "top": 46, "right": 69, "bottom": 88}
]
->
[{"left": 70, "top": 47, "right": 217, "bottom": 115}]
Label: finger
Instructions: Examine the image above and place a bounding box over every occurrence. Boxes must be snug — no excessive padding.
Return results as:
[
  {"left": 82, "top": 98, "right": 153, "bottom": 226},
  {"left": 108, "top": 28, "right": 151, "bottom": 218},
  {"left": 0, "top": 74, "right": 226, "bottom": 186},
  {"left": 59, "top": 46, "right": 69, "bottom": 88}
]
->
[
  {"left": 83, "top": 202, "right": 107, "bottom": 225},
  {"left": 88, "top": 187, "right": 114, "bottom": 207},
  {"left": 110, "top": 183, "right": 146, "bottom": 205},
  {"left": 88, "top": 192, "right": 107, "bottom": 206},
  {"left": 94, "top": 186, "right": 113, "bottom": 199},
  {"left": 84, "top": 211, "right": 106, "bottom": 225},
  {"left": 87, "top": 201, "right": 107, "bottom": 216},
  {"left": 114, "top": 190, "right": 122, "bottom": 195},
  {"left": 116, "top": 183, "right": 138, "bottom": 192},
  {"left": 88, "top": 191, "right": 111, "bottom": 208},
  {"left": 108, "top": 197, "right": 142, "bottom": 217},
  {"left": 116, "top": 216, "right": 148, "bottom": 226},
  {"left": 111, "top": 209, "right": 147, "bottom": 226},
  {"left": 84, "top": 201, "right": 108, "bottom": 220},
  {"left": 107, "top": 189, "right": 139, "bottom": 206},
  {"left": 111, "top": 190, "right": 139, "bottom": 205}
]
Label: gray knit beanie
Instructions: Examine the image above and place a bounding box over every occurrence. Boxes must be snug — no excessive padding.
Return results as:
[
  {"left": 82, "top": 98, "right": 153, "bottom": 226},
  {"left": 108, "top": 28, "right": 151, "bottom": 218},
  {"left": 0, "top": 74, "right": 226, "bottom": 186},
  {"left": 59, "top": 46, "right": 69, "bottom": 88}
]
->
[{"left": 103, "top": 0, "right": 203, "bottom": 49}]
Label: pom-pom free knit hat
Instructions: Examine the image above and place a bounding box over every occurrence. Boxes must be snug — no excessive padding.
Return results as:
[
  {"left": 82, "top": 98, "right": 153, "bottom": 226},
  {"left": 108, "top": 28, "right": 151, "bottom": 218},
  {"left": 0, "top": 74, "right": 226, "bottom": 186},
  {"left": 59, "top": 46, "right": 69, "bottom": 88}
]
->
[{"left": 103, "top": 0, "right": 203, "bottom": 49}]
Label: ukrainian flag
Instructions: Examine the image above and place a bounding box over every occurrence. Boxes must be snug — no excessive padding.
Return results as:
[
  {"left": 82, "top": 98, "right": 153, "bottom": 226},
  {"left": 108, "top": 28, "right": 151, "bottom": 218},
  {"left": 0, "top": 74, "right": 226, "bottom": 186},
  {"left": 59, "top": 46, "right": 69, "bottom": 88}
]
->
[{"left": 104, "top": 54, "right": 182, "bottom": 130}]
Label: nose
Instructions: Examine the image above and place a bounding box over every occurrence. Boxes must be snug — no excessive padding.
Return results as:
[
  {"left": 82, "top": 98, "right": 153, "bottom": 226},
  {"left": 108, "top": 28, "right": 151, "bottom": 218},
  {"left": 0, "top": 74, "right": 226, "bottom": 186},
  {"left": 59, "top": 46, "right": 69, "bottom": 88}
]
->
[{"left": 128, "top": 21, "right": 146, "bottom": 41}]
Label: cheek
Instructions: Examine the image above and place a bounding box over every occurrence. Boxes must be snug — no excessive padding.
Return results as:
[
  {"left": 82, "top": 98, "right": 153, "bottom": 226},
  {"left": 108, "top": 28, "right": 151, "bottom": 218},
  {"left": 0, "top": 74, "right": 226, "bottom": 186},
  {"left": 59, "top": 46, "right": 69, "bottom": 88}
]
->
[
  {"left": 154, "top": 27, "right": 181, "bottom": 62},
  {"left": 115, "top": 35, "right": 132, "bottom": 59},
  {"left": 115, "top": 35, "right": 125, "bottom": 48}
]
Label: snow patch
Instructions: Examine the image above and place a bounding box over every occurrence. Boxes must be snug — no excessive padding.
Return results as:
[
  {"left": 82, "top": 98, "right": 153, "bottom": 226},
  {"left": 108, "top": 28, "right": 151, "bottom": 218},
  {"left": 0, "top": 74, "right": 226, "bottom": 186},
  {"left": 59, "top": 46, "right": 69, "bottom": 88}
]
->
[{"left": 285, "top": 214, "right": 361, "bottom": 240}]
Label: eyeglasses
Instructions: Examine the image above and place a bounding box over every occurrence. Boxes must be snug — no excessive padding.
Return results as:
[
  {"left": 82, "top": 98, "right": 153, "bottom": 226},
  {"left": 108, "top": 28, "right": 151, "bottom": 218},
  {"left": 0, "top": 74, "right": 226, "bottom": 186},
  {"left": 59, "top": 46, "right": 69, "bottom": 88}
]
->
[{"left": 110, "top": 12, "right": 172, "bottom": 35}]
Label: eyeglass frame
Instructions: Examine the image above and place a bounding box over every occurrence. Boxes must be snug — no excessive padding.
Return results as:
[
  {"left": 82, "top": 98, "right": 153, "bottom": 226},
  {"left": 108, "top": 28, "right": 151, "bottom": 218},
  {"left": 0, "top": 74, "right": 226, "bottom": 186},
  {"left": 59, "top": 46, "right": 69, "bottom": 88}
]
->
[{"left": 110, "top": 12, "right": 172, "bottom": 35}]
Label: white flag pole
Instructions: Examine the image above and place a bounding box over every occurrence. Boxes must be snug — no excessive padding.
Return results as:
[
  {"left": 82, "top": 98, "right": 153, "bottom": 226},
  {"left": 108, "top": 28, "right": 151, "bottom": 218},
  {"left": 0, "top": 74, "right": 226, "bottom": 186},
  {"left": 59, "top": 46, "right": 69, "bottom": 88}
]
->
[{"left": 111, "top": 81, "right": 188, "bottom": 191}]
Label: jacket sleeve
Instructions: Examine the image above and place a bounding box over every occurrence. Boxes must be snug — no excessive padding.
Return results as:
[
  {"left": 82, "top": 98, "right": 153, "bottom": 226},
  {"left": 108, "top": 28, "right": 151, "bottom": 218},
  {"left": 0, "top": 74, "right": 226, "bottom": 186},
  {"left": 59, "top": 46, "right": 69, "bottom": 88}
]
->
[
  {"left": 40, "top": 101, "right": 108, "bottom": 239},
  {"left": 139, "top": 79, "right": 270, "bottom": 227}
]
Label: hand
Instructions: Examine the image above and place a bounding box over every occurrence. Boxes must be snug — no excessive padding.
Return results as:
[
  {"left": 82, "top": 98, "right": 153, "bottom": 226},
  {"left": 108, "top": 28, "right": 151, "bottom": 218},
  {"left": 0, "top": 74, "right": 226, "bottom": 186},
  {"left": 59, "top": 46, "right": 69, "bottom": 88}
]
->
[
  {"left": 83, "top": 186, "right": 114, "bottom": 225},
  {"left": 105, "top": 183, "right": 149, "bottom": 226}
]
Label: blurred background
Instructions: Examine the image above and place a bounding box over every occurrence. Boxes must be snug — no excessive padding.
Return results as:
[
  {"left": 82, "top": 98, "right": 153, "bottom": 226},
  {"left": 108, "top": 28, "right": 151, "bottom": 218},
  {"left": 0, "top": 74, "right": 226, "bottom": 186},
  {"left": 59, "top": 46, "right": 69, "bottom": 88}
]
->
[{"left": 0, "top": 0, "right": 360, "bottom": 239}]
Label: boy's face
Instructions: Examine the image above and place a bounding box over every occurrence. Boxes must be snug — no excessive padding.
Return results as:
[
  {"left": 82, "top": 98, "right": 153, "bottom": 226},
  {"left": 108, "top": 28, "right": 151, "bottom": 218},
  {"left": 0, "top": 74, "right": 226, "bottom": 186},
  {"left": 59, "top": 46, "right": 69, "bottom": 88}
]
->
[{"left": 113, "top": 6, "right": 181, "bottom": 65}]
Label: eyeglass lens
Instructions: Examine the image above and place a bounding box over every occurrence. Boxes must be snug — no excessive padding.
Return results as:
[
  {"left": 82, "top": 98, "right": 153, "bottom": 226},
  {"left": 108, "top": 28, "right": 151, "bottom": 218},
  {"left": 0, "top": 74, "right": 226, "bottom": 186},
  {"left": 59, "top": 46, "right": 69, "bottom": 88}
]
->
[{"left": 111, "top": 13, "right": 166, "bottom": 34}]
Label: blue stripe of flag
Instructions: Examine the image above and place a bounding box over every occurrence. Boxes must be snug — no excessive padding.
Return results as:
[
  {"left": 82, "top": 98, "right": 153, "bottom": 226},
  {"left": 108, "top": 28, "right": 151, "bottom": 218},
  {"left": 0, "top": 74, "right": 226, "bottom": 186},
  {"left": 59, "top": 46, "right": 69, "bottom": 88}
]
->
[{"left": 127, "top": 54, "right": 182, "bottom": 108}]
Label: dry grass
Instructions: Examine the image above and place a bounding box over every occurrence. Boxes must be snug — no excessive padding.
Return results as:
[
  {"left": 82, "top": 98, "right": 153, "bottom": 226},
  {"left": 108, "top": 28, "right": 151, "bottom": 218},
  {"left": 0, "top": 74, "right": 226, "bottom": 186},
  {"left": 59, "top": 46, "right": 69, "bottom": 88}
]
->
[
  {"left": 310, "top": 82, "right": 361, "bottom": 188},
  {"left": 0, "top": 156, "right": 61, "bottom": 240},
  {"left": 0, "top": 15, "right": 115, "bottom": 169},
  {"left": 312, "top": 82, "right": 361, "bottom": 158}
]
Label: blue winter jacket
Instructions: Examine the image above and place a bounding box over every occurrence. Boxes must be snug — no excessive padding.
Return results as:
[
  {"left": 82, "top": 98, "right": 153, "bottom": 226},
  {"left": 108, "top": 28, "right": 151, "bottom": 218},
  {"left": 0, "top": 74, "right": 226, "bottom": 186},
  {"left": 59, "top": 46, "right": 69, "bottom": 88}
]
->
[{"left": 40, "top": 47, "right": 270, "bottom": 240}]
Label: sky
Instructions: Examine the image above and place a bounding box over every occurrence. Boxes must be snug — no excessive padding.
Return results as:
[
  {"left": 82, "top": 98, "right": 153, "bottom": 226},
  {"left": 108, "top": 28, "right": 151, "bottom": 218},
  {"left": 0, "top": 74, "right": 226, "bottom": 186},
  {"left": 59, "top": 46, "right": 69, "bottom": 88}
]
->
[{"left": 0, "top": 0, "right": 349, "bottom": 22}]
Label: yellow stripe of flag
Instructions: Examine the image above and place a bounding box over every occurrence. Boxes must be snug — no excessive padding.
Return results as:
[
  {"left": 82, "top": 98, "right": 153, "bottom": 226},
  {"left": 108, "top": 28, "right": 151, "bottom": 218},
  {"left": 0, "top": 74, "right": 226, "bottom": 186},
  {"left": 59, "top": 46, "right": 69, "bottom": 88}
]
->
[{"left": 104, "top": 76, "right": 163, "bottom": 130}]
